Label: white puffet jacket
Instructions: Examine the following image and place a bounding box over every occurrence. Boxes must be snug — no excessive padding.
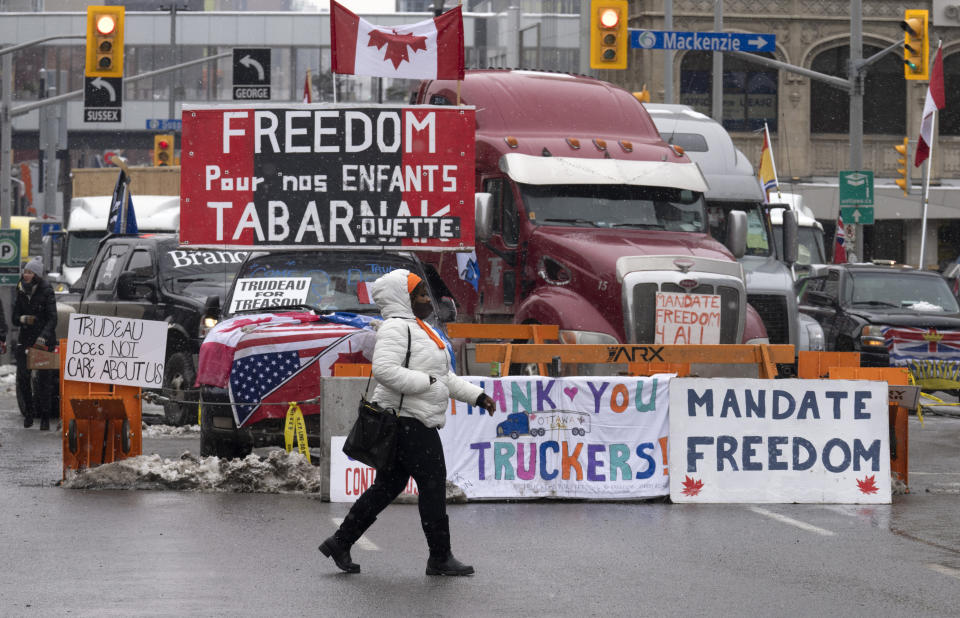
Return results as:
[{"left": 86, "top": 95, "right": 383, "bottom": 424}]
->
[{"left": 369, "top": 269, "right": 483, "bottom": 429}]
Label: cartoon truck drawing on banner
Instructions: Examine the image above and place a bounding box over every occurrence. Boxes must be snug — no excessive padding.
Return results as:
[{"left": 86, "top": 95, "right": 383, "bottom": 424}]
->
[{"left": 496, "top": 411, "right": 591, "bottom": 439}]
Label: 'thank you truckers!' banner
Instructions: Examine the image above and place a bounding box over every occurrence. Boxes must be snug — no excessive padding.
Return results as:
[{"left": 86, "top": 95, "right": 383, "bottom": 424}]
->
[
  {"left": 179, "top": 104, "right": 476, "bottom": 250},
  {"left": 440, "top": 375, "right": 672, "bottom": 500},
  {"left": 668, "top": 379, "right": 891, "bottom": 504}
]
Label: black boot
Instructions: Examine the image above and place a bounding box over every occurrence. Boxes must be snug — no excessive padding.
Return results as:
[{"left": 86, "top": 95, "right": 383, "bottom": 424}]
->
[
  {"left": 422, "top": 515, "right": 474, "bottom": 576},
  {"left": 319, "top": 512, "right": 374, "bottom": 574},
  {"left": 39, "top": 418, "right": 49, "bottom": 431},
  {"left": 23, "top": 415, "right": 33, "bottom": 428}
]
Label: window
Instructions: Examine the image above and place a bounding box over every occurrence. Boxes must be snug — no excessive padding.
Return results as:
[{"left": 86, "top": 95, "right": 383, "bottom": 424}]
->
[
  {"left": 810, "top": 45, "right": 905, "bottom": 134},
  {"left": 128, "top": 249, "right": 154, "bottom": 279},
  {"left": 680, "top": 52, "right": 778, "bottom": 132},
  {"left": 92, "top": 245, "right": 130, "bottom": 292},
  {"left": 940, "top": 52, "right": 960, "bottom": 136},
  {"left": 483, "top": 178, "right": 519, "bottom": 246}
]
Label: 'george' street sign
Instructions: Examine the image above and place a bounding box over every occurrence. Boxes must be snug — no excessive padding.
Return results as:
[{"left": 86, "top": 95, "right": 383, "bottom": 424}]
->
[
  {"left": 630, "top": 30, "right": 775, "bottom": 53},
  {"left": 233, "top": 48, "right": 272, "bottom": 100}
]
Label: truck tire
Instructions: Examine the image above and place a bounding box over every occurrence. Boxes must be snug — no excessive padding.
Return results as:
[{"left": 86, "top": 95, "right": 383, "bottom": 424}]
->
[
  {"left": 199, "top": 399, "right": 252, "bottom": 459},
  {"left": 163, "top": 352, "right": 197, "bottom": 426}
]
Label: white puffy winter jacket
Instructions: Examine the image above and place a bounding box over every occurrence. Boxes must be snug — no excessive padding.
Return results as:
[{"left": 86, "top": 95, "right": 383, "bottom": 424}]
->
[{"left": 369, "top": 269, "right": 483, "bottom": 429}]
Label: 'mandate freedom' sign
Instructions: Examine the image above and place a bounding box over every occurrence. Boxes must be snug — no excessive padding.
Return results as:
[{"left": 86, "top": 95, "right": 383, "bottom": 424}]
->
[{"left": 180, "top": 104, "right": 476, "bottom": 250}]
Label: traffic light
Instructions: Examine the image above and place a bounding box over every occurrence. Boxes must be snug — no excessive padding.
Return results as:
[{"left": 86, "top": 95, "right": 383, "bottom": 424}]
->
[
  {"left": 590, "top": 0, "right": 628, "bottom": 70},
  {"left": 901, "top": 9, "right": 929, "bottom": 81},
  {"left": 154, "top": 135, "right": 174, "bottom": 167},
  {"left": 85, "top": 6, "right": 125, "bottom": 78},
  {"left": 894, "top": 137, "right": 909, "bottom": 195}
]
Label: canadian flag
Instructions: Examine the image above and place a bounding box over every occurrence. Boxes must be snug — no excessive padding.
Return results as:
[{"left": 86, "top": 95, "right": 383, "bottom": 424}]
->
[
  {"left": 915, "top": 45, "right": 945, "bottom": 167},
  {"left": 330, "top": 1, "right": 464, "bottom": 80},
  {"left": 302, "top": 70, "right": 312, "bottom": 103}
]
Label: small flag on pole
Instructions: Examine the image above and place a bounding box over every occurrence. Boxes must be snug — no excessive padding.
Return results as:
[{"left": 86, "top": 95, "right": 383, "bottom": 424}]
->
[
  {"left": 303, "top": 69, "right": 312, "bottom": 103},
  {"left": 757, "top": 123, "right": 780, "bottom": 203},
  {"left": 833, "top": 217, "right": 847, "bottom": 264}
]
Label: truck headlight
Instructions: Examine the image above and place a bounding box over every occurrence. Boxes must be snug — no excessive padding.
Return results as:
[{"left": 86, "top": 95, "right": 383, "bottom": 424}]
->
[
  {"left": 859, "top": 324, "right": 886, "bottom": 347},
  {"left": 806, "top": 323, "right": 825, "bottom": 351},
  {"left": 200, "top": 315, "right": 218, "bottom": 339},
  {"left": 559, "top": 330, "right": 619, "bottom": 345}
]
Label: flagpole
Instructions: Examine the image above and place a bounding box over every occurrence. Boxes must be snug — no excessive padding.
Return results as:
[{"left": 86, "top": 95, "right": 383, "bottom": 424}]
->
[
  {"left": 765, "top": 122, "right": 782, "bottom": 201},
  {"left": 919, "top": 110, "right": 935, "bottom": 269}
]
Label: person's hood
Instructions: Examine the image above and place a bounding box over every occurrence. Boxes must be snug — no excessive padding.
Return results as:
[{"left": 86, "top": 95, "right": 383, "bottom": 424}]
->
[{"left": 370, "top": 268, "right": 415, "bottom": 319}]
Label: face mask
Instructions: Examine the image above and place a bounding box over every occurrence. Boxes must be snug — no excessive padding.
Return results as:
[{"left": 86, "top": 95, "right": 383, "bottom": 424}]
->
[{"left": 413, "top": 300, "right": 433, "bottom": 320}]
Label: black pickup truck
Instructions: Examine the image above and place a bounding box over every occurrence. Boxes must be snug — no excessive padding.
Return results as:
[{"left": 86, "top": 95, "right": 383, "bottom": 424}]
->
[{"left": 63, "top": 234, "right": 246, "bottom": 424}]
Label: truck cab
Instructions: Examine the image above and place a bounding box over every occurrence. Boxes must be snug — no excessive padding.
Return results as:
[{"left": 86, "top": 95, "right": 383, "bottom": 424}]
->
[
  {"left": 644, "top": 104, "right": 823, "bottom": 359},
  {"left": 413, "top": 70, "right": 766, "bottom": 369}
]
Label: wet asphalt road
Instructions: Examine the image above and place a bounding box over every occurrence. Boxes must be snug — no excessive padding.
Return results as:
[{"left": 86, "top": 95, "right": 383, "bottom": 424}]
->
[{"left": 2, "top": 393, "right": 960, "bottom": 616}]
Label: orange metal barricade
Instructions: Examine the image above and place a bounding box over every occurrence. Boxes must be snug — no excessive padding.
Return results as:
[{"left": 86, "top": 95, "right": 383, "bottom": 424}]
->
[
  {"left": 446, "top": 323, "right": 559, "bottom": 376},
  {"left": 59, "top": 339, "right": 142, "bottom": 478}
]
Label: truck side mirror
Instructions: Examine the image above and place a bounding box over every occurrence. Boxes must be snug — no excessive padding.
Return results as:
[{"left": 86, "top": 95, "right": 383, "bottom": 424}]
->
[
  {"left": 203, "top": 295, "right": 221, "bottom": 321},
  {"left": 437, "top": 296, "right": 457, "bottom": 323},
  {"left": 726, "top": 210, "right": 747, "bottom": 259},
  {"left": 116, "top": 271, "right": 156, "bottom": 301},
  {"left": 782, "top": 209, "right": 799, "bottom": 266},
  {"left": 475, "top": 193, "right": 493, "bottom": 242}
]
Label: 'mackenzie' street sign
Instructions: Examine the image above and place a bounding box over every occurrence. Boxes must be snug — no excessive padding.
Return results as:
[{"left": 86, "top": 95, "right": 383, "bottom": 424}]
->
[
  {"left": 630, "top": 30, "right": 775, "bottom": 53},
  {"left": 179, "top": 104, "right": 476, "bottom": 251}
]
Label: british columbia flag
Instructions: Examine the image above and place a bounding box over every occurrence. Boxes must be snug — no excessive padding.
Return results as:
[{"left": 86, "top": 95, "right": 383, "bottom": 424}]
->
[
  {"left": 199, "top": 313, "right": 376, "bottom": 427},
  {"left": 882, "top": 326, "right": 960, "bottom": 364}
]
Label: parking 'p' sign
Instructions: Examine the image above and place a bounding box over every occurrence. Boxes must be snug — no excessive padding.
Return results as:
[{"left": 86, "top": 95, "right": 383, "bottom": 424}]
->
[{"left": 0, "top": 229, "right": 20, "bottom": 285}]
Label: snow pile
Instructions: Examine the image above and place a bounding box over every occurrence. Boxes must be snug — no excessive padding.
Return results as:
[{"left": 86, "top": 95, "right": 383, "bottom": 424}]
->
[
  {"left": 62, "top": 450, "right": 324, "bottom": 493},
  {"left": 141, "top": 423, "right": 201, "bottom": 438},
  {"left": 906, "top": 301, "right": 943, "bottom": 312}
]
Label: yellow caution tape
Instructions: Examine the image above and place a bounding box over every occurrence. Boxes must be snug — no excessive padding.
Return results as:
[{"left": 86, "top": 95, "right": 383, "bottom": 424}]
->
[{"left": 283, "top": 402, "right": 311, "bottom": 460}]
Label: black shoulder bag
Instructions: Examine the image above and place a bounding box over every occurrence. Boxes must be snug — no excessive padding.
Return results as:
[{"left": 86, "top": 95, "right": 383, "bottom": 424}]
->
[{"left": 342, "top": 326, "right": 411, "bottom": 470}]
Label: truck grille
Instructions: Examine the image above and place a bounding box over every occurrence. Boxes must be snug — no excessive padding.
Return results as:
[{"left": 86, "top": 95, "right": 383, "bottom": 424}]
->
[
  {"left": 748, "top": 294, "right": 789, "bottom": 344},
  {"left": 632, "top": 282, "right": 740, "bottom": 344}
]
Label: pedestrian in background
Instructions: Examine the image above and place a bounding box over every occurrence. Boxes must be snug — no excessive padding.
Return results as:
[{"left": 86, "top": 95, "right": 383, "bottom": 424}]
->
[
  {"left": 14, "top": 258, "right": 57, "bottom": 430},
  {"left": 320, "top": 269, "right": 496, "bottom": 576}
]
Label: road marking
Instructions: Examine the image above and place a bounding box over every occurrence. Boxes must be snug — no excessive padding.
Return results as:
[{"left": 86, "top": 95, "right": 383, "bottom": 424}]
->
[
  {"left": 748, "top": 506, "right": 835, "bottom": 536},
  {"left": 928, "top": 564, "right": 960, "bottom": 581},
  {"left": 332, "top": 517, "right": 379, "bottom": 550}
]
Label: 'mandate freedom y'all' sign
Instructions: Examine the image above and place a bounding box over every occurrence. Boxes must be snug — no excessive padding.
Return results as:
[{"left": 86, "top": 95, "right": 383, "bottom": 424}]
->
[{"left": 180, "top": 105, "right": 476, "bottom": 250}]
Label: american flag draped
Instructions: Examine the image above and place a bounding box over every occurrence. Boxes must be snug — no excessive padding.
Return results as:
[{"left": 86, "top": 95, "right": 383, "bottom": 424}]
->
[{"left": 199, "top": 312, "right": 377, "bottom": 427}]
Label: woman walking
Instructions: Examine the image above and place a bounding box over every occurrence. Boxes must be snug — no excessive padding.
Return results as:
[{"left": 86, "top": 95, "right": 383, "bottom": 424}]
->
[{"left": 320, "top": 269, "right": 496, "bottom": 576}]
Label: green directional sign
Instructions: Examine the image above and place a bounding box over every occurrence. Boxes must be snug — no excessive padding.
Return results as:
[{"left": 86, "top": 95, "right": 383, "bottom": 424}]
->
[
  {"left": 0, "top": 229, "right": 21, "bottom": 285},
  {"left": 841, "top": 206, "right": 875, "bottom": 225},
  {"left": 839, "top": 170, "right": 874, "bottom": 206}
]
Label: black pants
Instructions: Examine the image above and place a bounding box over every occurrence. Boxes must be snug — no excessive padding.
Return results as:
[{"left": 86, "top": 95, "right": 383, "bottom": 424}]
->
[
  {"left": 16, "top": 345, "right": 54, "bottom": 421},
  {"left": 348, "top": 416, "right": 448, "bottom": 525}
]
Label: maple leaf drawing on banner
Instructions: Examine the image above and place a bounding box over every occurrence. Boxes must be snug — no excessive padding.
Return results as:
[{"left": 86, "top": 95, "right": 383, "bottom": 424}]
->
[
  {"left": 856, "top": 475, "right": 879, "bottom": 494},
  {"left": 368, "top": 29, "right": 428, "bottom": 69},
  {"left": 681, "top": 475, "right": 704, "bottom": 496}
]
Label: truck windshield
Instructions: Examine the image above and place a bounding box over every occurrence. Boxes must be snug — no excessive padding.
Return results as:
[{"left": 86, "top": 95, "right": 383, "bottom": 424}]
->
[
  {"left": 66, "top": 231, "right": 105, "bottom": 267},
  {"left": 706, "top": 202, "right": 771, "bottom": 257},
  {"left": 846, "top": 272, "right": 960, "bottom": 313},
  {"left": 224, "top": 251, "right": 421, "bottom": 317},
  {"left": 772, "top": 223, "right": 826, "bottom": 265},
  {"left": 519, "top": 184, "right": 705, "bottom": 232}
]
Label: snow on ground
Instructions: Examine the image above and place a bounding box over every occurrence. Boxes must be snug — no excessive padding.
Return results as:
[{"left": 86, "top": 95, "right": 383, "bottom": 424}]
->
[
  {"left": 61, "top": 450, "right": 324, "bottom": 493},
  {"left": 141, "top": 423, "right": 200, "bottom": 438}
]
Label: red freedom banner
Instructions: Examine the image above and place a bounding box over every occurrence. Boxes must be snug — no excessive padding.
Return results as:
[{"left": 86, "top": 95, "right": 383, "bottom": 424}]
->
[
  {"left": 179, "top": 104, "right": 476, "bottom": 250},
  {"left": 331, "top": 1, "right": 464, "bottom": 80}
]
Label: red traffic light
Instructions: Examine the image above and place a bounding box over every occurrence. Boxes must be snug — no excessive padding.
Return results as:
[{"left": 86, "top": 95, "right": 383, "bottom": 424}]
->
[
  {"left": 599, "top": 8, "right": 619, "bottom": 28},
  {"left": 158, "top": 140, "right": 170, "bottom": 149},
  {"left": 95, "top": 14, "right": 117, "bottom": 36}
]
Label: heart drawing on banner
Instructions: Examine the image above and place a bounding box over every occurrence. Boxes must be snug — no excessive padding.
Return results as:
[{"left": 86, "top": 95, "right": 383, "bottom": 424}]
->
[{"left": 564, "top": 387, "right": 578, "bottom": 401}]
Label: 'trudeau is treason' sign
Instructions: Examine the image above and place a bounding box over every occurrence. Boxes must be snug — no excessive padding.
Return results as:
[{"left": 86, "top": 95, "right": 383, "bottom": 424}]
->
[{"left": 179, "top": 104, "right": 475, "bottom": 251}]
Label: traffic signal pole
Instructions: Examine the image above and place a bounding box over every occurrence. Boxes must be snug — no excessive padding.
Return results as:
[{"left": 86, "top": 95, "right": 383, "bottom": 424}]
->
[{"left": 0, "top": 50, "right": 232, "bottom": 231}]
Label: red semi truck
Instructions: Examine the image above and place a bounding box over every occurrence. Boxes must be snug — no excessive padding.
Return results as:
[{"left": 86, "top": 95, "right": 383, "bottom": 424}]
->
[{"left": 413, "top": 70, "right": 767, "bottom": 369}]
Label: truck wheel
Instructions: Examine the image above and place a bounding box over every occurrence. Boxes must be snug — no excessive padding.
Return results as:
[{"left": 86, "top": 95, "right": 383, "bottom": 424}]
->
[
  {"left": 163, "top": 352, "right": 197, "bottom": 426},
  {"left": 199, "top": 400, "right": 252, "bottom": 459},
  {"left": 510, "top": 431, "right": 519, "bottom": 439}
]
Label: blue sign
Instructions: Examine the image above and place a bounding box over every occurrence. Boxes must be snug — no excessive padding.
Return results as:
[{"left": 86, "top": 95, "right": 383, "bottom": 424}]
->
[
  {"left": 146, "top": 118, "right": 182, "bottom": 131},
  {"left": 41, "top": 222, "right": 61, "bottom": 236},
  {"left": 630, "top": 30, "right": 775, "bottom": 53}
]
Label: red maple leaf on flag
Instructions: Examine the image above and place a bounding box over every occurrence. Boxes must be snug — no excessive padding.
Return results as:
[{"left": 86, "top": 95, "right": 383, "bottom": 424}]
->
[
  {"left": 681, "top": 475, "right": 704, "bottom": 496},
  {"left": 367, "top": 29, "right": 428, "bottom": 69},
  {"left": 856, "top": 475, "right": 879, "bottom": 494}
]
